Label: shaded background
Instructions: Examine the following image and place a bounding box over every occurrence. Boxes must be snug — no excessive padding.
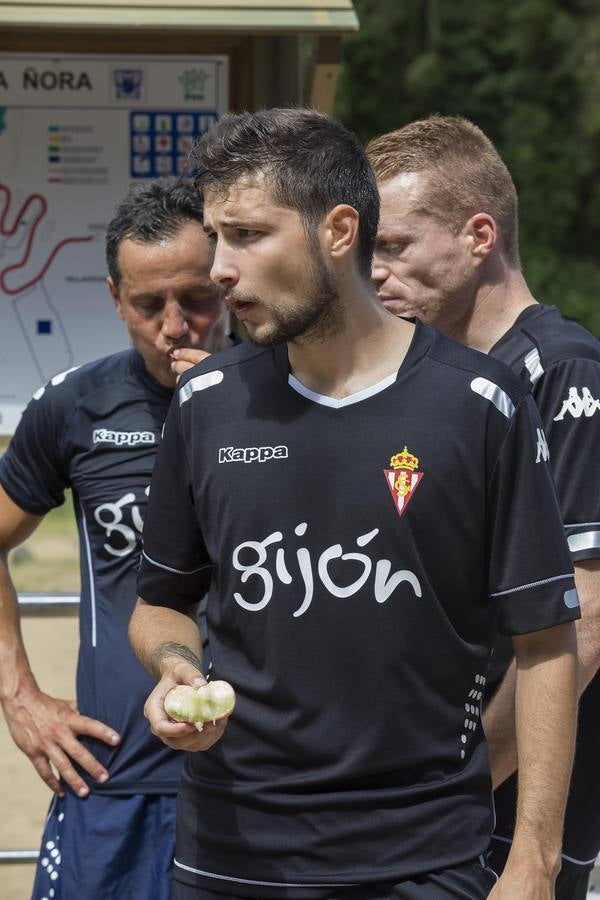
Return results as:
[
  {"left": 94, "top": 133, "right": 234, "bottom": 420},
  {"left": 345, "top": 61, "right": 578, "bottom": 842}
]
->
[{"left": 335, "top": 0, "right": 600, "bottom": 338}]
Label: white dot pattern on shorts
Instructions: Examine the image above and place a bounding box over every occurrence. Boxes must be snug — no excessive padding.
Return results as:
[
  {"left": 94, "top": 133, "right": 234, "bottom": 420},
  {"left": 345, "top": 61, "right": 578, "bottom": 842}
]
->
[{"left": 39, "top": 808, "right": 64, "bottom": 895}]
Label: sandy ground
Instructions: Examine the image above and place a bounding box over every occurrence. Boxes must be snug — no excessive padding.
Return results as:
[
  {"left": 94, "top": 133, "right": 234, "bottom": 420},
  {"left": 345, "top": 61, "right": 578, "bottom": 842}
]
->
[{"left": 0, "top": 616, "right": 79, "bottom": 900}]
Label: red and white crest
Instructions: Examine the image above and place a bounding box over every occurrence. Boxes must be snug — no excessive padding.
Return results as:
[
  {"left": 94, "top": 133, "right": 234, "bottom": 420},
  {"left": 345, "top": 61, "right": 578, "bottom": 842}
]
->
[{"left": 384, "top": 446, "right": 424, "bottom": 517}]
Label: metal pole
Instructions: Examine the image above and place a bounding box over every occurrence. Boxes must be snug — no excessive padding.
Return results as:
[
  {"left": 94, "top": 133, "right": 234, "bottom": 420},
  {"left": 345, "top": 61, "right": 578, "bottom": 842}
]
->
[
  {"left": 0, "top": 850, "right": 39, "bottom": 863},
  {"left": 18, "top": 593, "right": 79, "bottom": 616}
]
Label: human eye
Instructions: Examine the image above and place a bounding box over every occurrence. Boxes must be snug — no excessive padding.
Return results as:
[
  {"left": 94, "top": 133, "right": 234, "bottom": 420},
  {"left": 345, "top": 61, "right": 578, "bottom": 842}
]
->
[
  {"left": 130, "top": 294, "right": 164, "bottom": 317},
  {"left": 235, "top": 227, "right": 260, "bottom": 240},
  {"left": 380, "top": 239, "right": 408, "bottom": 257}
]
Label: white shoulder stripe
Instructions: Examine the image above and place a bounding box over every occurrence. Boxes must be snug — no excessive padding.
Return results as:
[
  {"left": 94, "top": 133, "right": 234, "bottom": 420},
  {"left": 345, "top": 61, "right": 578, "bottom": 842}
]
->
[
  {"left": 524, "top": 348, "right": 544, "bottom": 385},
  {"left": 179, "top": 370, "right": 224, "bottom": 406},
  {"left": 470, "top": 377, "right": 515, "bottom": 419}
]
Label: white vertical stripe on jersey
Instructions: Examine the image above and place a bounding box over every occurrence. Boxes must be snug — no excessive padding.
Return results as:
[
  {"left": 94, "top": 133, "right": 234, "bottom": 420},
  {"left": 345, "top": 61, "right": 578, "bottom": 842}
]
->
[{"left": 79, "top": 501, "right": 97, "bottom": 648}]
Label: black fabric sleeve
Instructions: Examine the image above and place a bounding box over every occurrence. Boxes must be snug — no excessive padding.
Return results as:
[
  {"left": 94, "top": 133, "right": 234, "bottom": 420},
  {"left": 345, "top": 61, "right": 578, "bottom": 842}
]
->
[
  {"left": 137, "top": 395, "right": 212, "bottom": 610},
  {"left": 533, "top": 358, "right": 600, "bottom": 562},
  {"left": 487, "top": 393, "right": 579, "bottom": 636},
  {"left": 0, "top": 379, "right": 71, "bottom": 514}
]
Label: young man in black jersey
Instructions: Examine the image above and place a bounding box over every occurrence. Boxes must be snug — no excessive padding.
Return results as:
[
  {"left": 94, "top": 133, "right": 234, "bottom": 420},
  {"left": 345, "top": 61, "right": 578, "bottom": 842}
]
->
[
  {"left": 131, "top": 108, "right": 579, "bottom": 900},
  {"left": 368, "top": 115, "right": 600, "bottom": 900},
  {"left": 0, "top": 177, "right": 230, "bottom": 899}
]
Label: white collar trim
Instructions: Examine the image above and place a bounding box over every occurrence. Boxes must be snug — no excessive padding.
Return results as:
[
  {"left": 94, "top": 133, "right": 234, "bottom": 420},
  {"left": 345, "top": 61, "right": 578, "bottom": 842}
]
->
[{"left": 287, "top": 370, "right": 397, "bottom": 409}]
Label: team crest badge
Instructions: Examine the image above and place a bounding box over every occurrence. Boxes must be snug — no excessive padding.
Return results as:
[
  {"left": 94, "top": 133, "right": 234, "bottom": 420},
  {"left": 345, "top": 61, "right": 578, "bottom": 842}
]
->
[{"left": 384, "top": 447, "right": 423, "bottom": 517}]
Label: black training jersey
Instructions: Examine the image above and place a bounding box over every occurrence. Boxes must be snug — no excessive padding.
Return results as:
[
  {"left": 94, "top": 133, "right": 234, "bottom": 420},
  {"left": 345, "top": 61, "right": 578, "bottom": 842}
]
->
[
  {"left": 138, "top": 321, "right": 578, "bottom": 893},
  {"left": 0, "top": 349, "right": 183, "bottom": 795},
  {"left": 490, "top": 304, "right": 600, "bottom": 564},
  {"left": 488, "top": 304, "right": 600, "bottom": 865}
]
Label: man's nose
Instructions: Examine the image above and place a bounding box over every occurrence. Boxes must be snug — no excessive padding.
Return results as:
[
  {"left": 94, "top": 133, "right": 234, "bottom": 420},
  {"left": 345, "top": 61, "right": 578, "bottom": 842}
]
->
[
  {"left": 371, "top": 254, "right": 389, "bottom": 288},
  {"left": 210, "top": 242, "right": 239, "bottom": 289},
  {"left": 162, "top": 301, "right": 189, "bottom": 339}
]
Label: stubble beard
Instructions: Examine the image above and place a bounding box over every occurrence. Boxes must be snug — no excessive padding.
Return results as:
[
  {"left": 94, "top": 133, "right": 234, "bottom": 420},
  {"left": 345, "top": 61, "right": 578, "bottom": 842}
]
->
[{"left": 242, "top": 246, "right": 346, "bottom": 348}]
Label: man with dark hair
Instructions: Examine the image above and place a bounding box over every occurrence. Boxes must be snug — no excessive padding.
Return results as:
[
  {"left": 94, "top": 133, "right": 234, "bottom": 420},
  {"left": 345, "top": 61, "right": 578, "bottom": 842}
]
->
[
  {"left": 130, "top": 108, "right": 578, "bottom": 900},
  {"left": 0, "top": 176, "right": 230, "bottom": 899},
  {"left": 368, "top": 114, "right": 600, "bottom": 900}
]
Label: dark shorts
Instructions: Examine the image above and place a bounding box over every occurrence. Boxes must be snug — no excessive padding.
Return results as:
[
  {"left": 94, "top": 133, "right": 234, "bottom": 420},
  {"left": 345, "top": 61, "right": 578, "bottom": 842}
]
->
[
  {"left": 487, "top": 837, "right": 593, "bottom": 900},
  {"left": 172, "top": 857, "right": 498, "bottom": 900},
  {"left": 31, "top": 790, "right": 177, "bottom": 900}
]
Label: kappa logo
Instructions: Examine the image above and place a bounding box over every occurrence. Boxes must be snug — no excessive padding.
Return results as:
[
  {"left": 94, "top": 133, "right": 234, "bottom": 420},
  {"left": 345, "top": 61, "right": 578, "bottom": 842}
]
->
[
  {"left": 535, "top": 427, "right": 550, "bottom": 464},
  {"left": 219, "top": 445, "right": 288, "bottom": 464},
  {"left": 93, "top": 428, "right": 156, "bottom": 447},
  {"left": 553, "top": 386, "right": 600, "bottom": 421},
  {"left": 384, "top": 447, "right": 424, "bottom": 517}
]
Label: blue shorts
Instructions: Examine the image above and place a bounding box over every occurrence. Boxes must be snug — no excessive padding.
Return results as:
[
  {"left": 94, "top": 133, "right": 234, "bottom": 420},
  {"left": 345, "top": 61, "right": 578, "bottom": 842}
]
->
[{"left": 31, "top": 791, "right": 176, "bottom": 900}]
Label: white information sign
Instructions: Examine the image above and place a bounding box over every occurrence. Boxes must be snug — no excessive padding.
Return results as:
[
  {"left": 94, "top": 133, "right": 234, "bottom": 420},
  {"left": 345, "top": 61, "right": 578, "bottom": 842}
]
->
[{"left": 0, "top": 53, "right": 228, "bottom": 432}]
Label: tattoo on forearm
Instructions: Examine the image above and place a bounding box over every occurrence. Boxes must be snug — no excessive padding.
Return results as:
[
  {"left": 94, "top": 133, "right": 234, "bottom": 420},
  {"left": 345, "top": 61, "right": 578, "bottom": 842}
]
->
[{"left": 153, "top": 642, "right": 202, "bottom": 675}]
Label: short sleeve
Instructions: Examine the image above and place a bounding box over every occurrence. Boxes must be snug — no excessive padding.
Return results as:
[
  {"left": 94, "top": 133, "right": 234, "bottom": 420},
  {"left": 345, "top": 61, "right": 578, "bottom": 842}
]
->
[
  {"left": 487, "top": 393, "right": 579, "bottom": 636},
  {"left": 137, "top": 395, "right": 212, "bottom": 609},
  {"left": 533, "top": 358, "right": 600, "bottom": 561},
  {"left": 0, "top": 380, "right": 71, "bottom": 514}
]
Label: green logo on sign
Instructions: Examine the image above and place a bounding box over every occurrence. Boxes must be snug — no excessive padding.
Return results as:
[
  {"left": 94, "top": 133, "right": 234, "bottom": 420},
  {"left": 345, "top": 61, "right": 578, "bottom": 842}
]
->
[{"left": 178, "top": 69, "right": 210, "bottom": 102}]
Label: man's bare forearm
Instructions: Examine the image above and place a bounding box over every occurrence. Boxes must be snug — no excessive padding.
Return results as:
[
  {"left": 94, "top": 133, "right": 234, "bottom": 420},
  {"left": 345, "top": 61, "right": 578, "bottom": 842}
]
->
[
  {"left": 485, "top": 561, "right": 598, "bottom": 788},
  {"left": 0, "top": 550, "right": 39, "bottom": 703},
  {"left": 572, "top": 559, "right": 600, "bottom": 691},
  {"left": 509, "top": 623, "right": 578, "bottom": 873},
  {"left": 152, "top": 642, "right": 203, "bottom": 675},
  {"left": 129, "top": 598, "right": 203, "bottom": 681}
]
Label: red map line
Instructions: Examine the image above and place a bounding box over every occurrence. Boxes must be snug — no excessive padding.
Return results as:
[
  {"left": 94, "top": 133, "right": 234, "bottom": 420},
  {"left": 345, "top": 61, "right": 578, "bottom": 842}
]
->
[{"left": 0, "top": 183, "right": 93, "bottom": 296}]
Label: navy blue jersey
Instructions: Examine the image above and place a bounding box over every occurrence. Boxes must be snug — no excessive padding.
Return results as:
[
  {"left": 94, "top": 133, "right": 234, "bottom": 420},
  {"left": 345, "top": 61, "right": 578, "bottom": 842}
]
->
[
  {"left": 138, "top": 321, "right": 578, "bottom": 892},
  {"left": 489, "top": 304, "right": 600, "bottom": 864},
  {"left": 0, "top": 349, "right": 183, "bottom": 794}
]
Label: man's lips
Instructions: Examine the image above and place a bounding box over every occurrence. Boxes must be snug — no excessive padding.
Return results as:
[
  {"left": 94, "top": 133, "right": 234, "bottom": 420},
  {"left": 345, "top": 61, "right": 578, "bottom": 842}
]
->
[
  {"left": 226, "top": 298, "right": 258, "bottom": 321},
  {"left": 379, "top": 295, "right": 407, "bottom": 309}
]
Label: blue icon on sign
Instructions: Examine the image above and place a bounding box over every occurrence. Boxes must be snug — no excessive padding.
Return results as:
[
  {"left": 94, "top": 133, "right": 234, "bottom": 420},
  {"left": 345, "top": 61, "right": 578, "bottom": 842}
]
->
[{"left": 114, "top": 70, "right": 143, "bottom": 100}]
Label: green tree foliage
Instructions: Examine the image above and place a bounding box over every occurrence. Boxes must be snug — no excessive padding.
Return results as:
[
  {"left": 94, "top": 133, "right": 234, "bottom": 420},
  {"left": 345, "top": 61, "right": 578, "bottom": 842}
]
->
[{"left": 335, "top": 0, "right": 600, "bottom": 336}]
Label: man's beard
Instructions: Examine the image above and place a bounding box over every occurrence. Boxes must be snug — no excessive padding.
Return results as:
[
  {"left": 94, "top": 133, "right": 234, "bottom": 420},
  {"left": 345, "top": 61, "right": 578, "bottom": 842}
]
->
[{"left": 231, "top": 245, "right": 345, "bottom": 348}]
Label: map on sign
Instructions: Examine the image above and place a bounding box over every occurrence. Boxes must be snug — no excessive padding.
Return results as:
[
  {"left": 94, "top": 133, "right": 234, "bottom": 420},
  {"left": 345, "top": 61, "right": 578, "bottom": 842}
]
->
[{"left": 0, "top": 53, "right": 228, "bottom": 433}]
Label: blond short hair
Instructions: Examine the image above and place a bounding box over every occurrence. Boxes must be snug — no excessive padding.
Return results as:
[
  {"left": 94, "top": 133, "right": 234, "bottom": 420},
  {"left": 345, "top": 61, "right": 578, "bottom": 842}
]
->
[{"left": 366, "top": 115, "right": 520, "bottom": 266}]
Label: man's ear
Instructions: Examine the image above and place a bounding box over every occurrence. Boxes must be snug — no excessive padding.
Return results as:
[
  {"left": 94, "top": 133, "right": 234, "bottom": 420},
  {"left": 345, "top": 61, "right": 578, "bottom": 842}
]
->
[
  {"left": 107, "top": 276, "right": 125, "bottom": 320},
  {"left": 465, "top": 213, "right": 497, "bottom": 262},
  {"left": 323, "top": 204, "right": 360, "bottom": 263}
]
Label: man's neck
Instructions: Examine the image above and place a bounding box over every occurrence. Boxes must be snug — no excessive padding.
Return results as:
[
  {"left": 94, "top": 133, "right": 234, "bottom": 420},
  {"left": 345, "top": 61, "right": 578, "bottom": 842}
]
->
[
  {"left": 287, "top": 288, "right": 415, "bottom": 400},
  {"left": 452, "top": 267, "right": 538, "bottom": 354}
]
